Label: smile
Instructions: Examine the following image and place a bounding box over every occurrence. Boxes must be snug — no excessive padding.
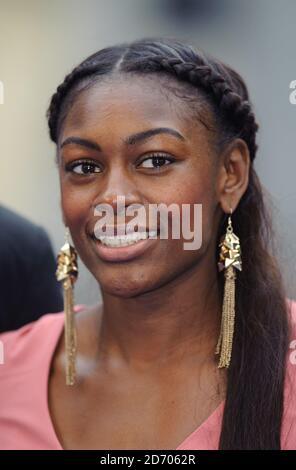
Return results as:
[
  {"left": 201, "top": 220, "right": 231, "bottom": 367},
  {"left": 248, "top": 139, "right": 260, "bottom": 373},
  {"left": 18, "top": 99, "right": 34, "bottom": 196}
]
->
[
  {"left": 97, "top": 230, "right": 158, "bottom": 247},
  {"left": 91, "top": 230, "right": 159, "bottom": 262}
]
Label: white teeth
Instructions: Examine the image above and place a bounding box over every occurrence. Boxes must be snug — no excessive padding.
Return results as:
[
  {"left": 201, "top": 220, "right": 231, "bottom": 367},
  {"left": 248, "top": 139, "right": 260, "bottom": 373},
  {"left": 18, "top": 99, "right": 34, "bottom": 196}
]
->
[{"left": 98, "top": 230, "right": 157, "bottom": 247}]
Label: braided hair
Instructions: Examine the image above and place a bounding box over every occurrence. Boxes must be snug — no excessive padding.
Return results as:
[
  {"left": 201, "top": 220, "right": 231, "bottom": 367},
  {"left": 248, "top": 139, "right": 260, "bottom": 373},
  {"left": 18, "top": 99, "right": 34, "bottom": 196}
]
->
[{"left": 47, "top": 38, "right": 290, "bottom": 449}]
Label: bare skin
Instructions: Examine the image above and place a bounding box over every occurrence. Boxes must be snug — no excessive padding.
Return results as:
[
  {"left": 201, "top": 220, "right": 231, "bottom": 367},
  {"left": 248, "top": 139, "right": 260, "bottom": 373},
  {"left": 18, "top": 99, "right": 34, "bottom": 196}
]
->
[{"left": 48, "top": 74, "right": 250, "bottom": 449}]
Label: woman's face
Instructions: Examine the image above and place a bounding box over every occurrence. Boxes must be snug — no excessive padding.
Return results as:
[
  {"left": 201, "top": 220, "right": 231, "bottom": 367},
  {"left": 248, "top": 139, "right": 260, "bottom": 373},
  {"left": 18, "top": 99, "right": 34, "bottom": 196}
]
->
[{"left": 57, "top": 75, "right": 223, "bottom": 297}]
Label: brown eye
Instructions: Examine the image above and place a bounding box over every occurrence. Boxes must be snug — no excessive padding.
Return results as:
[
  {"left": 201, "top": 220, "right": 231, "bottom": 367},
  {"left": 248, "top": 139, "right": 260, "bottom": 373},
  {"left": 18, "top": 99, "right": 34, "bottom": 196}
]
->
[
  {"left": 138, "top": 155, "right": 174, "bottom": 169},
  {"left": 68, "top": 161, "right": 102, "bottom": 175}
]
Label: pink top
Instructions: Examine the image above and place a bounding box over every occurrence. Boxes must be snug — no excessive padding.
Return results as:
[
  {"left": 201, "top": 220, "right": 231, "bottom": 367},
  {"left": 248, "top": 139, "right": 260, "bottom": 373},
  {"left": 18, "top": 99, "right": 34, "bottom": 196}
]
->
[{"left": 0, "top": 300, "right": 296, "bottom": 450}]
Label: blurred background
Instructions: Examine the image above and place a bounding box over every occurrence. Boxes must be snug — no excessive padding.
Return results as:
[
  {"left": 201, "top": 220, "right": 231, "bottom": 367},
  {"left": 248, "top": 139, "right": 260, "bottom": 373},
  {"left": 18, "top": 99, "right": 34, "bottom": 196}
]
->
[{"left": 0, "top": 0, "right": 295, "bottom": 304}]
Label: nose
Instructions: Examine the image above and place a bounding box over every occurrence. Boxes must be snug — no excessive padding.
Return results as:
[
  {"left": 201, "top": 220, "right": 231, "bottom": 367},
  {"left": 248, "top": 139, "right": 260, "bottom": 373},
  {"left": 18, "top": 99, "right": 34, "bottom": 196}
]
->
[{"left": 92, "top": 165, "right": 143, "bottom": 220}]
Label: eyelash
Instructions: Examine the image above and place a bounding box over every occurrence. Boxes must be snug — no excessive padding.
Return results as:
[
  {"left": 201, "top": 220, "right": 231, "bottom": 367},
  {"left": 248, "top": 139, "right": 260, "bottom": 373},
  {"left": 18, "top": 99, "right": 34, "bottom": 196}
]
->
[
  {"left": 65, "top": 160, "right": 102, "bottom": 175},
  {"left": 138, "top": 153, "right": 175, "bottom": 170},
  {"left": 65, "top": 153, "right": 176, "bottom": 175}
]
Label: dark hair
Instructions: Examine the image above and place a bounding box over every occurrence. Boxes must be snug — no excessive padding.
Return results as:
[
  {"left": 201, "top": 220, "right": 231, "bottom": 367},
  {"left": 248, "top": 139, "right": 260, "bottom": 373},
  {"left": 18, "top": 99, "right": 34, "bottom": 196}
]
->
[{"left": 47, "top": 37, "right": 290, "bottom": 449}]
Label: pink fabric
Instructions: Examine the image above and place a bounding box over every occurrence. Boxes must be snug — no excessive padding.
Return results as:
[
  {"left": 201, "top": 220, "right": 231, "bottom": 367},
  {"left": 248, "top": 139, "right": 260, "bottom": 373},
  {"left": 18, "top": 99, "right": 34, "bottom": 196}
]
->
[{"left": 0, "top": 300, "right": 296, "bottom": 450}]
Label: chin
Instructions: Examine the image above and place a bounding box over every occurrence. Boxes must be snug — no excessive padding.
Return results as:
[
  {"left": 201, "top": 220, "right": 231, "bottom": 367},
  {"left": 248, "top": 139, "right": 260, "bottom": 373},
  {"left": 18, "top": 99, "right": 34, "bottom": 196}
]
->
[
  {"left": 93, "top": 267, "right": 164, "bottom": 298},
  {"left": 98, "top": 280, "right": 152, "bottom": 298}
]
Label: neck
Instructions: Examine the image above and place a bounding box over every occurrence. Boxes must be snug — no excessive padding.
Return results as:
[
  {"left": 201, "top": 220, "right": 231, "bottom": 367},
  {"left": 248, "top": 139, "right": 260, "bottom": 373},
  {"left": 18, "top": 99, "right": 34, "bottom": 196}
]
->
[{"left": 96, "top": 255, "right": 222, "bottom": 372}]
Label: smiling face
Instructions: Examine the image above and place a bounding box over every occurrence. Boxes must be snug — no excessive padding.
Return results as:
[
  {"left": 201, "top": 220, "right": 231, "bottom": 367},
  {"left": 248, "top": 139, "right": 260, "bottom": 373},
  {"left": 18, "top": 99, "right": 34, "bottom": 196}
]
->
[{"left": 57, "top": 74, "right": 225, "bottom": 297}]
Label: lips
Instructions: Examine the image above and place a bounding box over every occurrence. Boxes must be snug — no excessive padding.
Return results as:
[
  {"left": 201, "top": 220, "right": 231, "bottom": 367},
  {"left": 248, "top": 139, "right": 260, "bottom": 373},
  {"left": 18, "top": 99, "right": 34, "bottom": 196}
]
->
[{"left": 90, "top": 229, "right": 159, "bottom": 262}]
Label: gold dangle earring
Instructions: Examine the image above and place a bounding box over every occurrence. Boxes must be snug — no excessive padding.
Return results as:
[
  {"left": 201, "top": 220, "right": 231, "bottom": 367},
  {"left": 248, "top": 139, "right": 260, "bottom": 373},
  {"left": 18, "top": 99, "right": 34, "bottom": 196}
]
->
[
  {"left": 56, "top": 227, "right": 78, "bottom": 385},
  {"left": 215, "top": 208, "right": 242, "bottom": 368}
]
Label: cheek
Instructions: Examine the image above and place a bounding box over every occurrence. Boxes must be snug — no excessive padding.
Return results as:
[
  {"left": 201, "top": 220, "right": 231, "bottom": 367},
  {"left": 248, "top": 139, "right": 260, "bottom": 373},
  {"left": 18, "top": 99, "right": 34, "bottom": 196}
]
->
[
  {"left": 60, "top": 180, "right": 93, "bottom": 236},
  {"left": 153, "top": 156, "right": 216, "bottom": 205},
  {"left": 162, "top": 165, "right": 218, "bottom": 256},
  {"left": 156, "top": 167, "right": 216, "bottom": 232},
  {"left": 60, "top": 184, "right": 95, "bottom": 272}
]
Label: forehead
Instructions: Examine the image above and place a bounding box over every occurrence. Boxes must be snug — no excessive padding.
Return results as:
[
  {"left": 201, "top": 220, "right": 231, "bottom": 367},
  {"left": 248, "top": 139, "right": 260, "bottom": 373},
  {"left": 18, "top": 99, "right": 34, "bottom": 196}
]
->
[{"left": 60, "top": 74, "right": 211, "bottom": 141}]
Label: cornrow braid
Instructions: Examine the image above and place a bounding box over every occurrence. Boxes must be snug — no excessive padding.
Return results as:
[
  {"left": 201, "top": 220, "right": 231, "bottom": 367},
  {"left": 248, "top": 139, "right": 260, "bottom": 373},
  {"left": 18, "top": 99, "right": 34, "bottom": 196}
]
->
[
  {"left": 122, "top": 56, "right": 259, "bottom": 161},
  {"left": 47, "top": 64, "right": 100, "bottom": 142},
  {"left": 47, "top": 44, "right": 259, "bottom": 162},
  {"left": 47, "top": 49, "right": 122, "bottom": 142}
]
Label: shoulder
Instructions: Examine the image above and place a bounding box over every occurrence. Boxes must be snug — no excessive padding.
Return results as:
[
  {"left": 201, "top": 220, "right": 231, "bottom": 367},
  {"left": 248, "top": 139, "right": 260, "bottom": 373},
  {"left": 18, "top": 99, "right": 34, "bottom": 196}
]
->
[
  {"left": 0, "top": 304, "right": 87, "bottom": 377},
  {"left": 286, "top": 297, "right": 296, "bottom": 360},
  {"left": 286, "top": 297, "right": 296, "bottom": 394},
  {"left": 0, "top": 205, "right": 53, "bottom": 262},
  {"left": 0, "top": 205, "right": 46, "bottom": 242},
  {"left": 282, "top": 297, "right": 296, "bottom": 449},
  {"left": 0, "top": 312, "right": 64, "bottom": 376},
  {"left": 285, "top": 297, "right": 296, "bottom": 386}
]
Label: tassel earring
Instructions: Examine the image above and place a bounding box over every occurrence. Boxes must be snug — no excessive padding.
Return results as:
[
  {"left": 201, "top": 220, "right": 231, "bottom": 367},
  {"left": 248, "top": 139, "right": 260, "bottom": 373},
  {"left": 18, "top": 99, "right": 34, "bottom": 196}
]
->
[
  {"left": 56, "top": 227, "right": 78, "bottom": 385},
  {"left": 215, "top": 208, "right": 242, "bottom": 368}
]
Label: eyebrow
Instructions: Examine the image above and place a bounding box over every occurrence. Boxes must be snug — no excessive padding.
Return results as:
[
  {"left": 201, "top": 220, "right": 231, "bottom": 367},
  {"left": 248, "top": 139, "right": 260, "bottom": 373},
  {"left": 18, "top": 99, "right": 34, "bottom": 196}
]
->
[{"left": 60, "top": 127, "right": 186, "bottom": 151}]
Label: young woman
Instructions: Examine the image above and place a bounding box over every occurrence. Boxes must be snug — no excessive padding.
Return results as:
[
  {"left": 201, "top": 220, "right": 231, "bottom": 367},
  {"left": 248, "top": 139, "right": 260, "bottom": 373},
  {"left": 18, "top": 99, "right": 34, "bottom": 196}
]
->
[{"left": 1, "top": 37, "right": 295, "bottom": 450}]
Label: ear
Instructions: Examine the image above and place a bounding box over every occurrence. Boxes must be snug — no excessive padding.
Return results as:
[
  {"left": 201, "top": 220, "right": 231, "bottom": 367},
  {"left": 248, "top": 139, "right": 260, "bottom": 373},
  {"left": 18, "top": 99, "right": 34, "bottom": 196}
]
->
[{"left": 216, "top": 138, "right": 250, "bottom": 213}]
